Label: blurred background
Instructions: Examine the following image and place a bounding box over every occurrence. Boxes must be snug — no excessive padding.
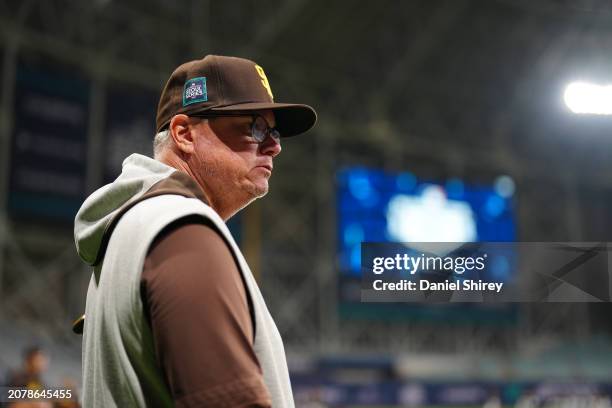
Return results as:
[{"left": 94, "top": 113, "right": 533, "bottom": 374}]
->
[{"left": 2, "top": 0, "right": 612, "bottom": 406}]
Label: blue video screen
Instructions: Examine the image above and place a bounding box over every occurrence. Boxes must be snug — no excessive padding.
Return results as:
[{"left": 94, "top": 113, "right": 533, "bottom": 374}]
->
[
  {"left": 337, "top": 167, "right": 517, "bottom": 321},
  {"left": 338, "top": 167, "right": 516, "bottom": 276},
  {"left": 337, "top": 168, "right": 516, "bottom": 277}
]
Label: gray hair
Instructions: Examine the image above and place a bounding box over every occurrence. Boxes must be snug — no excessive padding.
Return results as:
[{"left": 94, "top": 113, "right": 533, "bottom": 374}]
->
[{"left": 153, "top": 129, "right": 172, "bottom": 159}]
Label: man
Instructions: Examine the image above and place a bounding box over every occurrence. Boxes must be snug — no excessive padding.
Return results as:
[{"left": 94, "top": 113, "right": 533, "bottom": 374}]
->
[
  {"left": 74, "top": 55, "right": 316, "bottom": 407},
  {"left": 5, "top": 346, "right": 52, "bottom": 408}
]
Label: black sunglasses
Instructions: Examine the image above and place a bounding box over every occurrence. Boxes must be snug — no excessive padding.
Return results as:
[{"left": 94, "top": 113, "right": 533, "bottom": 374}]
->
[{"left": 189, "top": 112, "right": 281, "bottom": 144}]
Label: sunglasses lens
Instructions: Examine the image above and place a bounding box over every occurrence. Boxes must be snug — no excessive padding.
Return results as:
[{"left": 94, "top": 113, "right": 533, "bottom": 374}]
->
[
  {"left": 252, "top": 116, "right": 268, "bottom": 142},
  {"left": 270, "top": 129, "right": 281, "bottom": 142}
]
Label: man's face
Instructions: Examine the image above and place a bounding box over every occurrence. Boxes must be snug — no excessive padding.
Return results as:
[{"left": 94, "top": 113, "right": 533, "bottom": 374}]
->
[
  {"left": 26, "top": 351, "right": 48, "bottom": 375},
  {"left": 189, "top": 110, "right": 281, "bottom": 208}
]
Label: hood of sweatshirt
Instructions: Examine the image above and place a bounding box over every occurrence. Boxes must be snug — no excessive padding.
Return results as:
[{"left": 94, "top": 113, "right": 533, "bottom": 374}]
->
[{"left": 74, "top": 153, "right": 208, "bottom": 266}]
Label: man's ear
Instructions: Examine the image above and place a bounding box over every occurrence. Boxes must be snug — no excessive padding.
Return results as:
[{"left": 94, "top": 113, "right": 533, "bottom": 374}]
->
[{"left": 169, "top": 114, "right": 195, "bottom": 154}]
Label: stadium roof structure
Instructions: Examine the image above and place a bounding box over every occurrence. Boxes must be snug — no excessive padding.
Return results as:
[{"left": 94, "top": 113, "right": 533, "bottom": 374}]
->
[{"left": 1, "top": 0, "right": 612, "bottom": 354}]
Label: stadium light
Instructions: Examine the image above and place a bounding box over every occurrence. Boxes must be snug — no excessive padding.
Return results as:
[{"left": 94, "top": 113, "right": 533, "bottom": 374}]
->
[{"left": 564, "top": 81, "right": 612, "bottom": 115}]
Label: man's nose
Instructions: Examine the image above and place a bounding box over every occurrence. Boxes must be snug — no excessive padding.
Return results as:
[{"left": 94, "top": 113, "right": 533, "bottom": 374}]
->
[{"left": 260, "top": 136, "right": 281, "bottom": 157}]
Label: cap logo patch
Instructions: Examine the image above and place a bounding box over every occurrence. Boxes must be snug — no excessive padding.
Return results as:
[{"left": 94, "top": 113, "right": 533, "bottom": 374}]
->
[
  {"left": 254, "top": 65, "right": 274, "bottom": 100},
  {"left": 183, "top": 77, "right": 207, "bottom": 106}
]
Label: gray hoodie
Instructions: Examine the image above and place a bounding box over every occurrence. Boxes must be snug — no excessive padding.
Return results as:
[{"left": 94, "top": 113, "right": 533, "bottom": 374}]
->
[{"left": 74, "top": 153, "right": 294, "bottom": 407}]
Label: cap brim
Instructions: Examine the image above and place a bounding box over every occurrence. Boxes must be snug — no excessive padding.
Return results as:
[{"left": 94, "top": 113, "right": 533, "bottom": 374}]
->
[{"left": 210, "top": 102, "right": 317, "bottom": 138}]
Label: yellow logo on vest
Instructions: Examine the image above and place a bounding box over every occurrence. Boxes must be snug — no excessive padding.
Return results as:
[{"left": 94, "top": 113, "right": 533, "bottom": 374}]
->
[{"left": 255, "top": 65, "right": 274, "bottom": 100}]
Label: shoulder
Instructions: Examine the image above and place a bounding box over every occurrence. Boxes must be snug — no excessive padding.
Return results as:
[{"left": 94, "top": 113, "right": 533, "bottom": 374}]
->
[
  {"left": 142, "top": 215, "right": 245, "bottom": 308},
  {"left": 146, "top": 214, "right": 233, "bottom": 264}
]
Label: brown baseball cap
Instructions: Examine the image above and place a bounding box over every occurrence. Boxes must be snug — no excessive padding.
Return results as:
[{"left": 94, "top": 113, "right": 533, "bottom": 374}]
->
[{"left": 156, "top": 55, "right": 317, "bottom": 137}]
